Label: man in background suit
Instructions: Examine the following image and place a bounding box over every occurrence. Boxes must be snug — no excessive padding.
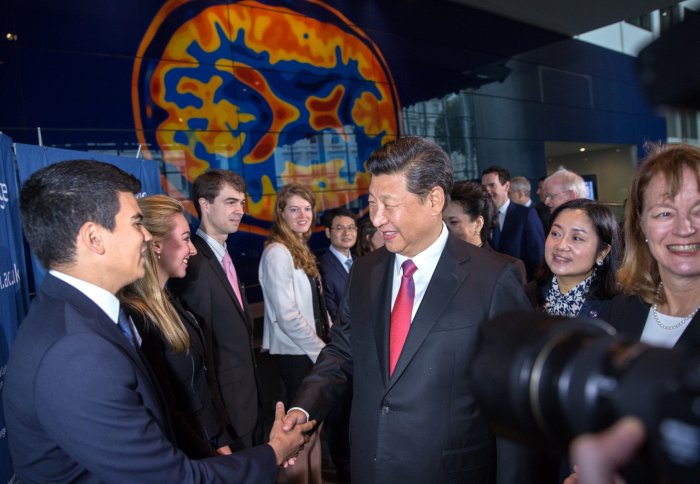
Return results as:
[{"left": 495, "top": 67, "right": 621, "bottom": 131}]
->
[
  {"left": 3, "top": 160, "right": 311, "bottom": 482},
  {"left": 320, "top": 207, "right": 357, "bottom": 322},
  {"left": 542, "top": 167, "right": 588, "bottom": 212},
  {"left": 170, "top": 169, "right": 262, "bottom": 449},
  {"left": 509, "top": 175, "right": 551, "bottom": 232},
  {"left": 319, "top": 206, "right": 357, "bottom": 482},
  {"left": 283, "top": 137, "right": 534, "bottom": 483},
  {"left": 482, "top": 166, "right": 544, "bottom": 280}
]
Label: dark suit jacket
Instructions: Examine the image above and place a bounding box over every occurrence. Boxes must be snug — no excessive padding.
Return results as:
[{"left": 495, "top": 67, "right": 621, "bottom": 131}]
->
[
  {"left": 493, "top": 202, "right": 544, "bottom": 281},
  {"left": 169, "top": 234, "right": 261, "bottom": 445},
  {"left": 130, "top": 294, "right": 233, "bottom": 458},
  {"left": 602, "top": 294, "right": 700, "bottom": 349},
  {"left": 319, "top": 249, "right": 349, "bottom": 322},
  {"left": 534, "top": 203, "right": 551, "bottom": 233},
  {"left": 292, "top": 235, "right": 532, "bottom": 483},
  {"left": 3, "top": 274, "right": 276, "bottom": 482},
  {"left": 482, "top": 241, "right": 527, "bottom": 287}
]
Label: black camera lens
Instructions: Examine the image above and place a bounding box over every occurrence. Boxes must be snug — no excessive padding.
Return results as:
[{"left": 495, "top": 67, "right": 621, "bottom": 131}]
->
[{"left": 472, "top": 311, "right": 700, "bottom": 483}]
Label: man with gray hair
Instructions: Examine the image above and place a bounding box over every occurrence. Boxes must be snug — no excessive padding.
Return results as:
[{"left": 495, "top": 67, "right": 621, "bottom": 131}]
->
[
  {"left": 541, "top": 167, "right": 588, "bottom": 212},
  {"left": 508, "top": 176, "right": 533, "bottom": 207},
  {"left": 510, "top": 175, "right": 550, "bottom": 230}
]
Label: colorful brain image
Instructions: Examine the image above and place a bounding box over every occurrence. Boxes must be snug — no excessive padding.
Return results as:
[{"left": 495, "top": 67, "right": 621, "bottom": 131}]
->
[{"left": 132, "top": 0, "right": 400, "bottom": 227}]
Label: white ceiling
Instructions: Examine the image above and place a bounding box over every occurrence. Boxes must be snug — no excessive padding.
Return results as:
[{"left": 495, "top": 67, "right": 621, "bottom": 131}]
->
[{"left": 447, "top": 0, "right": 681, "bottom": 36}]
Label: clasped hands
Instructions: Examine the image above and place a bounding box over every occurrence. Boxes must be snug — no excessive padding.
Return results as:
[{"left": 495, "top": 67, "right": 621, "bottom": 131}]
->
[{"left": 268, "top": 402, "right": 316, "bottom": 467}]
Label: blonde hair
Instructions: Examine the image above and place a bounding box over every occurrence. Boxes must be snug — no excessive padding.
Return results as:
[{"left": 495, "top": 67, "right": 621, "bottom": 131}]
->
[
  {"left": 618, "top": 143, "right": 700, "bottom": 304},
  {"left": 118, "top": 195, "right": 190, "bottom": 352},
  {"left": 266, "top": 184, "right": 319, "bottom": 278}
]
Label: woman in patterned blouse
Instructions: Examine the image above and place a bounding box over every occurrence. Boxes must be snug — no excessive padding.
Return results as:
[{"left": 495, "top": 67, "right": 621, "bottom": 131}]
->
[{"left": 532, "top": 198, "right": 622, "bottom": 318}]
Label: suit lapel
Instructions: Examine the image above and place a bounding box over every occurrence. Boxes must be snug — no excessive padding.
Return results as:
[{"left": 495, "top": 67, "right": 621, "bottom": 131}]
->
[
  {"left": 371, "top": 250, "right": 395, "bottom": 389},
  {"left": 677, "top": 310, "right": 700, "bottom": 349},
  {"left": 194, "top": 235, "right": 254, "bottom": 333},
  {"left": 42, "top": 275, "right": 174, "bottom": 438},
  {"left": 500, "top": 202, "right": 517, "bottom": 240},
  {"left": 387, "top": 237, "right": 471, "bottom": 388}
]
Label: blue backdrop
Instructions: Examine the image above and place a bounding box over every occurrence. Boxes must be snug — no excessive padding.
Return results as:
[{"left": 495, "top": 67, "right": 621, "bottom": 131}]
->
[
  {"left": 0, "top": 133, "right": 30, "bottom": 484},
  {"left": 14, "top": 144, "right": 162, "bottom": 290}
]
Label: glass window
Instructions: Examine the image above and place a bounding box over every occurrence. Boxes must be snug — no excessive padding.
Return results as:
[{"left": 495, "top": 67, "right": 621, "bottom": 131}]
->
[
  {"left": 660, "top": 5, "right": 682, "bottom": 33},
  {"left": 625, "top": 13, "right": 652, "bottom": 31}
]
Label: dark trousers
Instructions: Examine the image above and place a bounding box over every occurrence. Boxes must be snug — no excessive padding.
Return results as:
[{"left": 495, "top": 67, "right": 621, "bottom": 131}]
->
[{"left": 273, "top": 354, "right": 313, "bottom": 404}]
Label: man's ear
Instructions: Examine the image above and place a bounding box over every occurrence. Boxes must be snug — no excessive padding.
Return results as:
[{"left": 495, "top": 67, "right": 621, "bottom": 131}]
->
[
  {"left": 198, "top": 197, "right": 209, "bottom": 214},
  {"left": 428, "top": 186, "right": 446, "bottom": 214},
  {"left": 79, "top": 222, "right": 105, "bottom": 255},
  {"left": 325, "top": 228, "right": 331, "bottom": 239}
]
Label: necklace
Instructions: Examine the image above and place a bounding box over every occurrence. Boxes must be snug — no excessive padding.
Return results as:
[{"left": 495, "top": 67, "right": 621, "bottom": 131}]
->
[{"left": 652, "top": 282, "right": 700, "bottom": 331}]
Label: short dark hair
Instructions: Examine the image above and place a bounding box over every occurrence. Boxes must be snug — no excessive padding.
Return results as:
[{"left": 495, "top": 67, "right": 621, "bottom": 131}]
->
[
  {"left": 20, "top": 159, "right": 141, "bottom": 269},
  {"left": 481, "top": 165, "right": 510, "bottom": 185},
  {"left": 367, "top": 137, "right": 453, "bottom": 205},
  {"left": 191, "top": 169, "right": 246, "bottom": 218},
  {"left": 323, "top": 207, "right": 356, "bottom": 229},
  {"left": 450, "top": 181, "right": 496, "bottom": 242},
  {"left": 538, "top": 198, "right": 621, "bottom": 300}
]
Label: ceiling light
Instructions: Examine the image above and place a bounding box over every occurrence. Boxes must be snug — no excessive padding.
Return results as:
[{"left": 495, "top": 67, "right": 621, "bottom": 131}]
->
[{"left": 579, "top": 147, "right": 586, "bottom": 152}]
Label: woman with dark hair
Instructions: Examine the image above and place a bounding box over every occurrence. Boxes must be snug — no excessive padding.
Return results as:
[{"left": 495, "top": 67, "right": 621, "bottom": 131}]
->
[
  {"left": 444, "top": 181, "right": 528, "bottom": 285},
  {"left": 259, "top": 183, "right": 328, "bottom": 483},
  {"left": 355, "top": 215, "right": 384, "bottom": 256},
  {"left": 534, "top": 198, "right": 621, "bottom": 319},
  {"left": 603, "top": 143, "right": 700, "bottom": 349}
]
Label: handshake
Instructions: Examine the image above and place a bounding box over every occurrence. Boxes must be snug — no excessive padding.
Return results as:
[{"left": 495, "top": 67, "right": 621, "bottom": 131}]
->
[{"left": 267, "top": 402, "right": 316, "bottom": 466}]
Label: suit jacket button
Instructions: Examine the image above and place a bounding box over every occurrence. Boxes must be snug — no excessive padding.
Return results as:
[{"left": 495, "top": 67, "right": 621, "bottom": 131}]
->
[{"left": 381, "top": 405, "right": 390, "bottom": 414}]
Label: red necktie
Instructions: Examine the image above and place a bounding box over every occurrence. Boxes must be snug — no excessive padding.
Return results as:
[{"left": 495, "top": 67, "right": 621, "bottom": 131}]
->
[
  {"left": 223, "top": 251, "right": 244, "bottom": 307},
  {"left": 389, "top": 259, "right": 417, "bottom": 376}
]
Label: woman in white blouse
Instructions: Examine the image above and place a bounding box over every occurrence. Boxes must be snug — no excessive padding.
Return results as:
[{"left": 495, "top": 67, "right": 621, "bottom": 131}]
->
[{"left": 259, "top": 183, "right": 328, "bottom": 484}]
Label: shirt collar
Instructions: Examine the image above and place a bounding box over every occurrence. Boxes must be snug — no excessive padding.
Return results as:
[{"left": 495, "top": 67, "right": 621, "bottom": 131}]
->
[
  {"left": 394, "top": 222, "right": 449, "bottom": 276},
  {"left": 499, "top": 198, "right": 510, "bottom": 214},
  {"left": 49, "top": 270, "right": 121, "bottom": 324},
  {"left": 328, "top": 244, "right": 351, "bottom": 265},
  {"left": 197, "top": 228, "right": 227, "bottom": 263}
]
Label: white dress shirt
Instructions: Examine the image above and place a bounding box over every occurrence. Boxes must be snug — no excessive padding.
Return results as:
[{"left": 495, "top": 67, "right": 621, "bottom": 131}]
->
[
  {"left": 391, "top": 223, "right": 449, "bottom": 322},
  {"left": 197, "top": 228, "right": 227, "bottom": 266},
  {"left": 497, "top": 198, "right": 510, "bottom": 230},
  {"left": 328, "top": 244, "right": 352, "bottom": 273},
  {"left": 50, "top": 270, "right": 120, "bottom": 323}
]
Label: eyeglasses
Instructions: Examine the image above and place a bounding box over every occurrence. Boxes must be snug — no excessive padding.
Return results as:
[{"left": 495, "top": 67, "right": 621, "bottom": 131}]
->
[
  {"left": 332, "top": 225, "right": 357, "bottom": 232},
  {"left": 544, "top": 191, "right": 566, "bottom": 201}
]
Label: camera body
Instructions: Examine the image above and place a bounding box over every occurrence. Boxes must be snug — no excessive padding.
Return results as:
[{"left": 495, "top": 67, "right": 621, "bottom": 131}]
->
[{"left": 472, "top": 311, "right": 700, "bottom": 483}]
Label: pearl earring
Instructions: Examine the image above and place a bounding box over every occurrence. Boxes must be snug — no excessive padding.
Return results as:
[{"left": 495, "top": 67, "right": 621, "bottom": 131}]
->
[{"left": 596, "top": 259, "right": 603, "bottom": 266}]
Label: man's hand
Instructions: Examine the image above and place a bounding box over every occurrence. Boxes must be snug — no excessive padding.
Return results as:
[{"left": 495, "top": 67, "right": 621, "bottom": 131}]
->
[
  {"left": 216, "top": 445, "right": 232, "bottom": 455},
  {"left": 564, "top": 417, "right": 646, "bottom": 484},
  {"left": 282, "top": 408, "right": 309, "bottom": 432},
  {"left": 268, "top": 402, "right": 315, "bottom": 466}
]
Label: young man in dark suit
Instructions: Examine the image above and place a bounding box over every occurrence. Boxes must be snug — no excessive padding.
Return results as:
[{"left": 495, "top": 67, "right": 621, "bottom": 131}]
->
[
  {"left": 320, "top": 207, "right": 357, "bottom": 322},
  {"left": 3, "top": 160, "right": 311, "bottom": 482},
  {"left": 169, "top": 169, "right": 262, "bottom": 449},
  {"left": 482, "top": 166, "right": 545, "bottom": 280},
  {"left": 283, "top": 138, "right": 535, "bottom": 483},
  {"left": 319, "top": 206, "right": 357, "bottom": 482}
]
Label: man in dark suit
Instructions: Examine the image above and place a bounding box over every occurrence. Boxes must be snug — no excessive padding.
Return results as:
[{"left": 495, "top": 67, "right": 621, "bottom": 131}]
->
[
  {"left": 509, "top": 175, "right": 551, "bottom": 232},
  {"left": 2, "top": 160, "right": 311, "bottom": 482},
  {"left": 283, "top": 137, "right": 534, "bottom": 483},
  {"left": 169, "top": 169, "right": 262, "bottom": 449},
  {"left": 320, "top": 207, "right": 357, "bottom": 322},
  {"left": 482, "top": 166, "right": 544, "bottom": 280},
  {"left": 318, "top": 207, "right": 357, "bottom": 482}
]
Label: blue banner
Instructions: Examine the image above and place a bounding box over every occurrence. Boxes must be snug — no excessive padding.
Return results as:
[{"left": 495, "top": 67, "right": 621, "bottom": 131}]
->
[
  {"left": 0, "top": 133, "right": 29, "bottom": 484},
  {"left": 14, "top": 144, "right": 162, "bottom": 290}
]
